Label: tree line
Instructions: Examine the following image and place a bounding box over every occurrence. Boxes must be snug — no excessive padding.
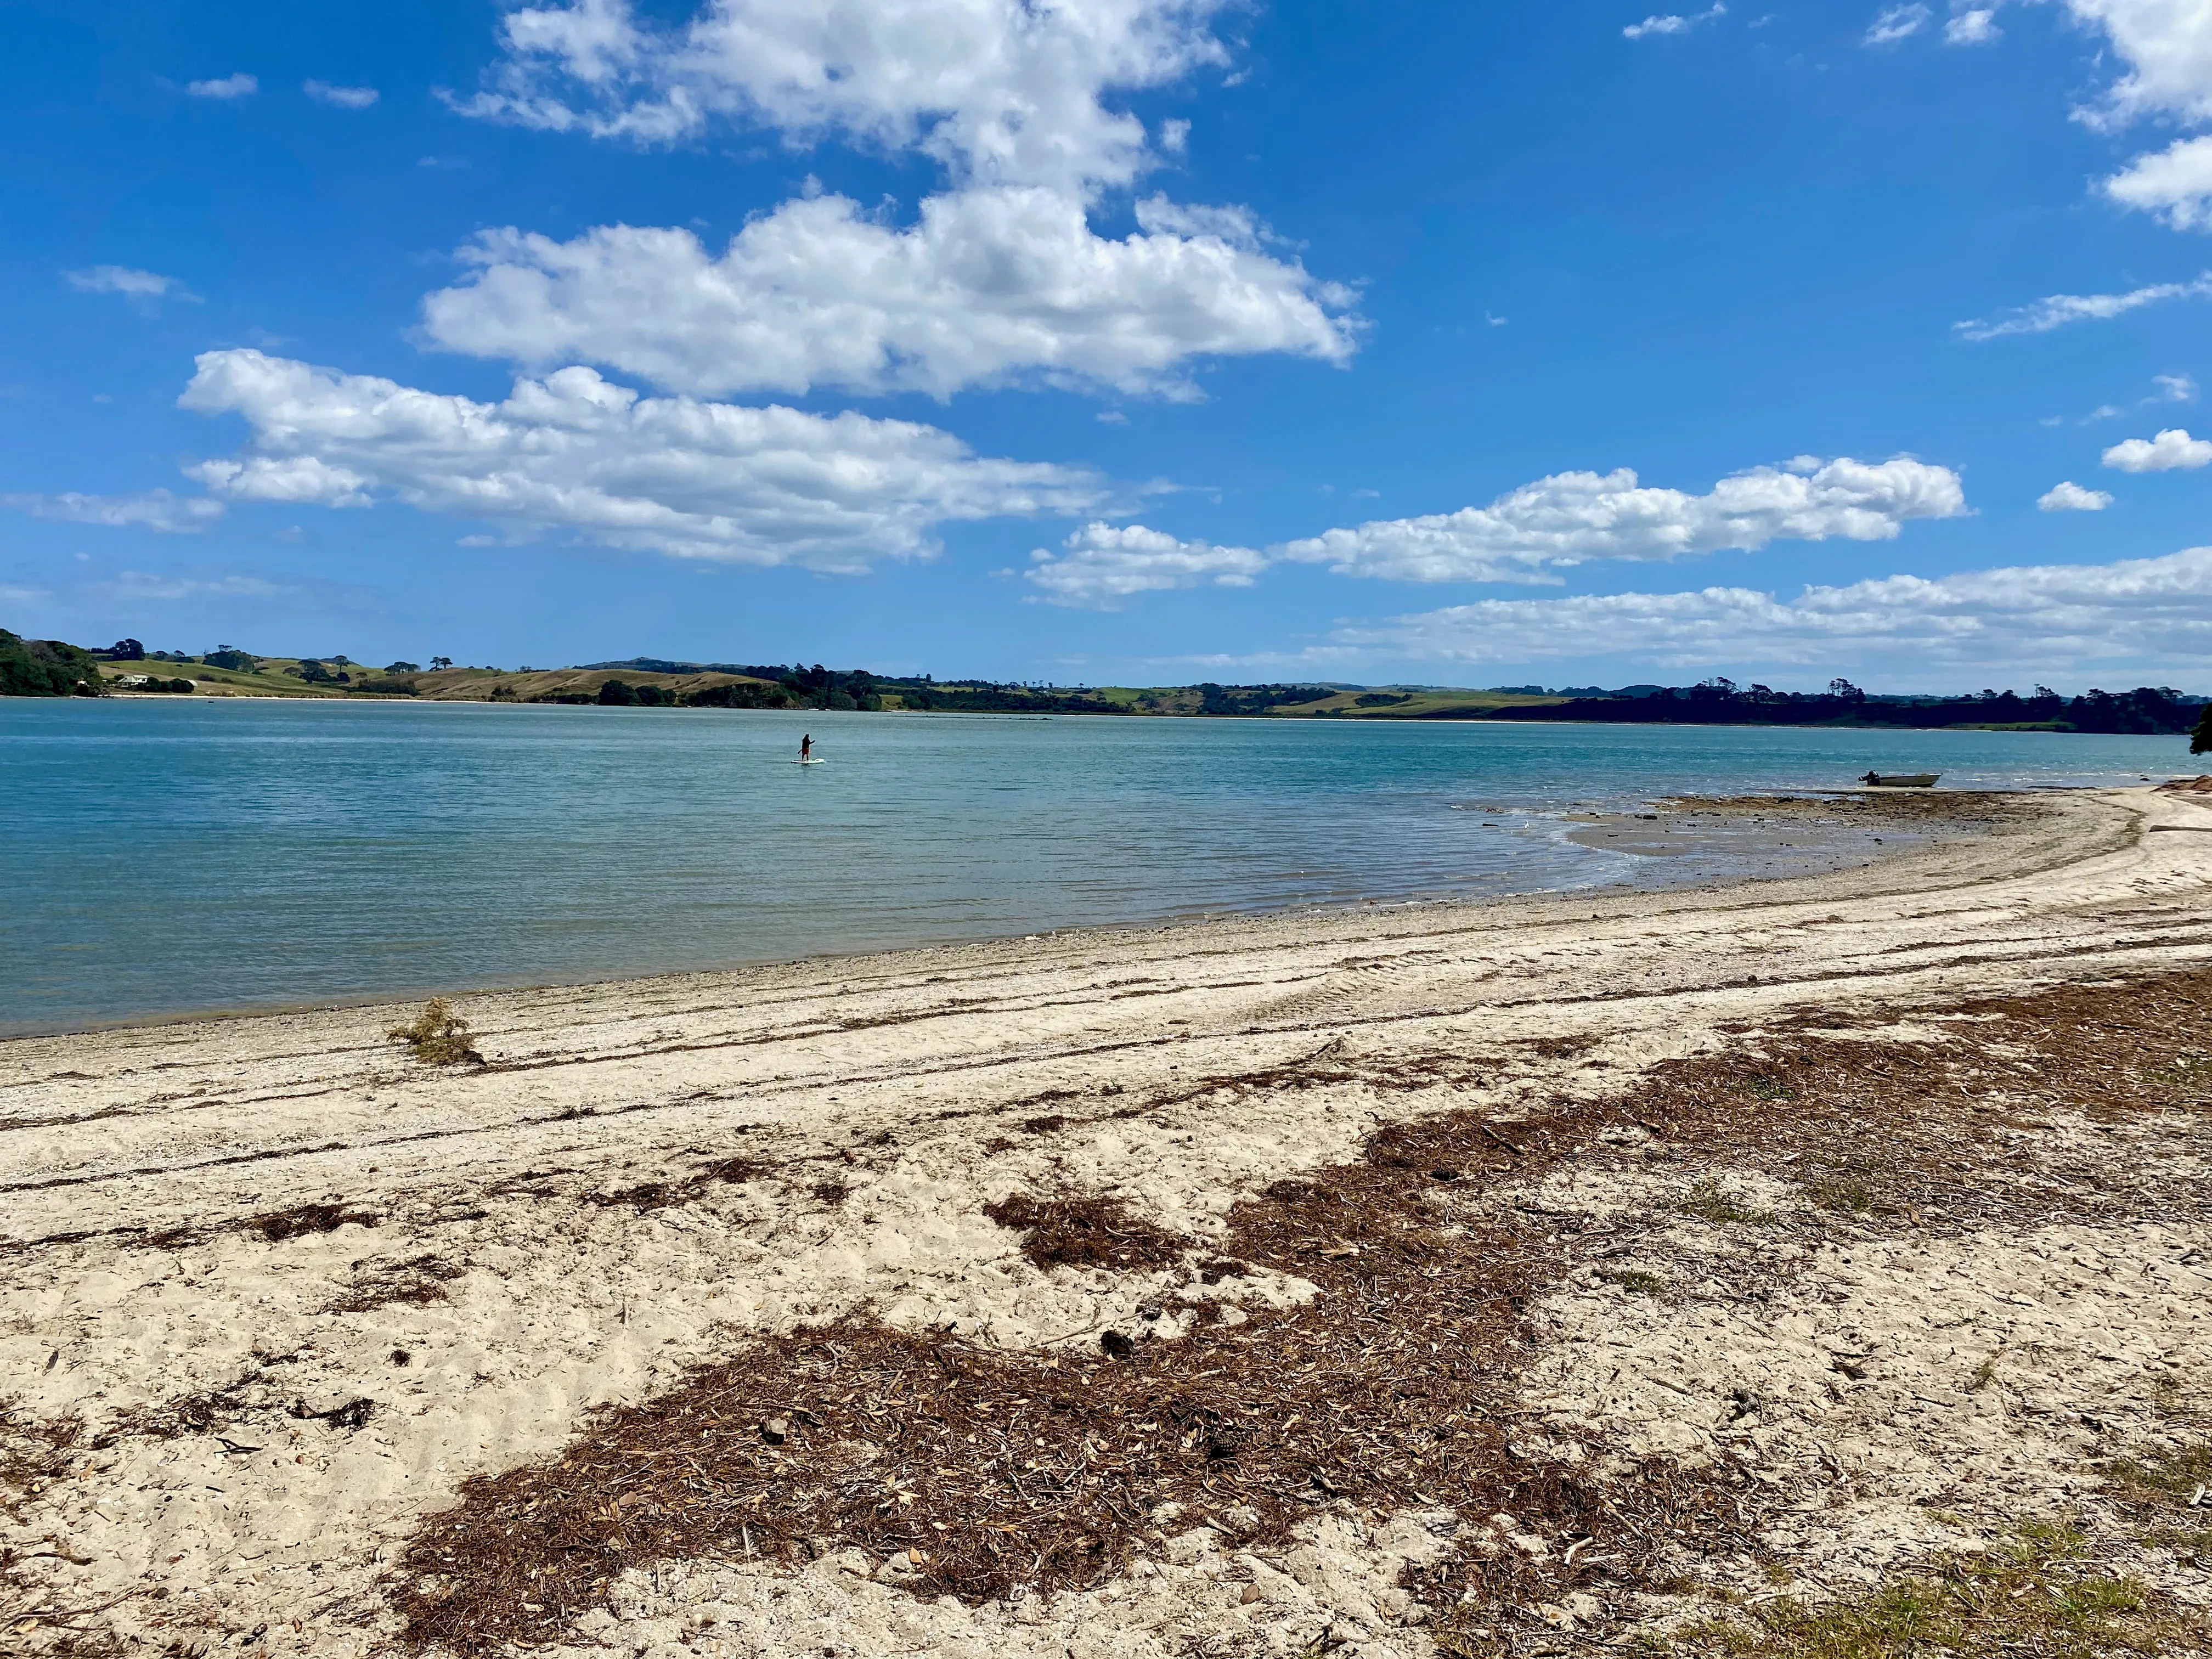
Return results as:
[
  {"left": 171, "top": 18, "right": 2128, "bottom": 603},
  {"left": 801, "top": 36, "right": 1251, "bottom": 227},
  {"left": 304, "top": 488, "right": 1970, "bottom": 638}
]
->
[{"left": 1480, "top": 679, "right": 2204, "bottom": 737}]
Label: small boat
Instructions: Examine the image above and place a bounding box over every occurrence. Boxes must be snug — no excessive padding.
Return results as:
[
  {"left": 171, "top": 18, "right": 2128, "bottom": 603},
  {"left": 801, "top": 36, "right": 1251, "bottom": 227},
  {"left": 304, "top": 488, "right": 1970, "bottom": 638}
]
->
[{"left": 1861, "top": 771, "right": 1938, "bottom": 788}]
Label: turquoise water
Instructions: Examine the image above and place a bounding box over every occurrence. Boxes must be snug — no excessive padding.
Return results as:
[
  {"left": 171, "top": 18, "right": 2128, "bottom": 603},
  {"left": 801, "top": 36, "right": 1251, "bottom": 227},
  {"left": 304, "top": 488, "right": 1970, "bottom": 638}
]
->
[{"left": 1, "top": 697, "right": 2190, "bottom": 1036}]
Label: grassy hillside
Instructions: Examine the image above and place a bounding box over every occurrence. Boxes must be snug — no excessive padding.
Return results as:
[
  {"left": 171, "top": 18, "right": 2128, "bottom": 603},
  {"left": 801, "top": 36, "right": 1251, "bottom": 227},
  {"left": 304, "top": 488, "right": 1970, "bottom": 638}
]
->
[
  {"left": 91, "top": 658, "right": 780, "bottom": 704},
  {"left": 402, "top": 666, "right": 779, "bottom": 703},
  {"left": 74, "top": 647, "right": 1559, "bottom": 719}
]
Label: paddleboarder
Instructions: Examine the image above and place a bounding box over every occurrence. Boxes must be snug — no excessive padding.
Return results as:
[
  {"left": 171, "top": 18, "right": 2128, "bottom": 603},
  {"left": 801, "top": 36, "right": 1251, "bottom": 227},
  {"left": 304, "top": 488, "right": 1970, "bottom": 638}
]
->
[{"left": 800, "top": 733, "right": 813, "bottom": 762}]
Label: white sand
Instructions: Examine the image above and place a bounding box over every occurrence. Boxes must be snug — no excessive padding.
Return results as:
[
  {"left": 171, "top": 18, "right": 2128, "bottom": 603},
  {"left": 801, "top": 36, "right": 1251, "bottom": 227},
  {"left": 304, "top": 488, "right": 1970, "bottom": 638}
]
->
[{"left": 4, "top": 787, "right": 2210, "bottom": 1656}]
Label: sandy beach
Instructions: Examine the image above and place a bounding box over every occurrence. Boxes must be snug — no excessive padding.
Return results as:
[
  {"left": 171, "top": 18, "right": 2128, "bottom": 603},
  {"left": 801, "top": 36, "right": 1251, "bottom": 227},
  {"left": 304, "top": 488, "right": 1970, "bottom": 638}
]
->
[{"left": 4, "top": 786, "right": 2210, "bottom": 1657}]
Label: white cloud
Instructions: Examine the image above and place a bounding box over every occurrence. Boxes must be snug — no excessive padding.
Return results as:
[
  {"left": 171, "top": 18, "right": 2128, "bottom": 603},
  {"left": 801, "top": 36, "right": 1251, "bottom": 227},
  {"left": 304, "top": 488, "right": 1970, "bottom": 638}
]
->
[
  {"left": 1865, "top": 3, "right": 1931, "bottom": 45},
  {"left": 2152, "top": 371, "right": 2199, "bottom": 402},
  {"left": 1333, "top": 546, "right": 2212, "bottom": 674},
  {"left": 187, "top": 73, "right": 258, "bottom": 99},
  {"left": 2058, "top": 2, "right": 2212, "bottom": 226},
  {"left": 188, "top": 456, "right": 374, "bottom": 507},
  {"left": 2, "top": 490, "right": 225, "bottom": 533},
  {"left": 437, "top": 3, "right": 1354, "bottom": 402},
  {"left": 65, "top": 266, "right": 195, "bottom": 304},
  {"left": 95, "top": 571, "right": 289, "bottom": 603},
  {"left": 2103, "top": 134, "right": 2212, "bottom": 229},
  {"left": 2066, "top": 0, "right": 2212, "bottom": 131},
  {"left": 421, "top": 188, "right": 1357, "bottom": 399},
  {"left": 1944, "top": 7, "right": 2000, "bottom": 43},
  {"left": 2038, "top": 480, "right": 2114, "bottom": 510},
  {"left": 176, "top": 348, "right": 1104, "bottom": 571},
  {"left": 453, "top": 0, "right": 1231, "bottom": 191},
  {"left": 1278, "top": 456, "right": 1966, "bottom": 583},
  {"left": 304, "top": 81, "right": 379, "bottom": 109},
  {"left": 1623, "top": 4, "right": 1725, "bottom": 41},
  {"left": 1953, "top": 273, "right": 2212, "bottom": 338},
  {"left": 1024, "top": 455, "right": 1966, "bottom": 606},
  {"left": 2102, "top": 426, "right": 2212, "bottom": 470},
  {"left": 1026, "top": 521, "right": 1265, "bottom": 606}
]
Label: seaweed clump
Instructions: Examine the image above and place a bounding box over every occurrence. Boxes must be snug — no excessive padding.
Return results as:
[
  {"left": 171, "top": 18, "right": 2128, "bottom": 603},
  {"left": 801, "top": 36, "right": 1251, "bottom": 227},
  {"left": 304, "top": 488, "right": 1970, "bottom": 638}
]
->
[{"left": 388, "top": 997, "right": 482, "bottom": 1066}]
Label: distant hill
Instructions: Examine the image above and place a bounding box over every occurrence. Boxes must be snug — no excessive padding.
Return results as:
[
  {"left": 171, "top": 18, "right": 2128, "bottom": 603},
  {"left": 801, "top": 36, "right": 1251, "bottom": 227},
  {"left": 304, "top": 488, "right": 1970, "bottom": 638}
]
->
[
  {"left": 16, "top": 636, "right": 2200, "bottom": 734},
  {"left": 1483, "top": 680, "right": 2204, "bottom": 736}
]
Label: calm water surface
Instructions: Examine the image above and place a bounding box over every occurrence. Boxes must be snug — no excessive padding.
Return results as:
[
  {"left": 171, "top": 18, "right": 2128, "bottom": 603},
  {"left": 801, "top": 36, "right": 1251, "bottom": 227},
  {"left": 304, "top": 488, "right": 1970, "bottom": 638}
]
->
[{"left": 2, "top": 698, "right": 2190, "bottom": 1035}]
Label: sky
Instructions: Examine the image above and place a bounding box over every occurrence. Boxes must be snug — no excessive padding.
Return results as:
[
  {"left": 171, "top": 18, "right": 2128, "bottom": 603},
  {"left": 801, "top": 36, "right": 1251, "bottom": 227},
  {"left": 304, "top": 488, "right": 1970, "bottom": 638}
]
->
[{"left": 4, "top": 0, "right": 2212, "bottom": 691}]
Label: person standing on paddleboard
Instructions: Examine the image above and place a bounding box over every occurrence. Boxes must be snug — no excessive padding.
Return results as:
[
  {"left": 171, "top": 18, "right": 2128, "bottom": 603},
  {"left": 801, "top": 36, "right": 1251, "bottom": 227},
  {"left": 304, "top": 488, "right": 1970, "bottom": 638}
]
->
[{"left": 800, "top": 733, "right": 813, "bottom": 761}]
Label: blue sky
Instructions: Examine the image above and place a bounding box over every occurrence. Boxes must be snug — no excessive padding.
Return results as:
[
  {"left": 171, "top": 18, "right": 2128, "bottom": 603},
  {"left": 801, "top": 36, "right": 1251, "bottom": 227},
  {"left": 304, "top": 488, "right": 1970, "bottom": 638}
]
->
[{"left": 5, "top": 0, "right": 2211, "bottom": 690}]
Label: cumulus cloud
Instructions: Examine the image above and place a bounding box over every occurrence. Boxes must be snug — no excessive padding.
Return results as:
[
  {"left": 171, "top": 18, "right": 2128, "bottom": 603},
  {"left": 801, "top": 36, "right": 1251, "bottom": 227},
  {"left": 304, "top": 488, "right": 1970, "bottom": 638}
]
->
[
  {"left": 2057, "top": 1, "right": 2212, "bottom": 225},
  {"left": 436, "top": 1, "right": 1353, "bottom": 402},
  {"left": 1278, "top": 456, "right": 1966, "bottom": 583},
  {"left": 2104, "top": 134, "right": 2212, "bottom": 229},
  {"left": 65, "top": 266, "right": 196, "bottom": 305},
  {"left": 1623, "top": 4, "right": 1725, "bottom": 41},
  {"left": 1953, "top": 273, "right": 2212, "bottom": 339},
  {"left": 2038, "top": 481, "right": 2114, "bottom": 511},
  {"left": 2103, "top": 426, "right": 2212, "bottom": 471},
  {"left": 176, "top": 348, "right": 1104, "bottom": 570},
  {"left": 1333, "top": 546, "right": 2212, "bottom": 674},
  {"left": 2, "top": 489, "right": 225, "bottom": 532},
  {"left": 187, "top": 455, "right": 374, "bottom": 507},
  {"left": 421, "top": 188, "right": 1356, "bottom": 399},
  {"left": 2067, "top": 0, "right": 2212, "bottom": 131},
  {"left": 1025, "top": 455, "right": 1967, "bottom": 606},
  {"left": 1865, "top": 3, "right": 1931, "bottom": 45},
  {"left": 1026, "top": 521, "right": 1265, "bottom": 606},
  {"left": 304, "top": 81, "right": 379, "bottom": 108},
  {"left": 1944, "top": 7, "right": 2000, "bottom": 43},
  {"left": 452, "top": 0, "right": 1230, "bottom": 190},
  {"left": 187, "top": 73, "right": 258, "bottom": 99}
]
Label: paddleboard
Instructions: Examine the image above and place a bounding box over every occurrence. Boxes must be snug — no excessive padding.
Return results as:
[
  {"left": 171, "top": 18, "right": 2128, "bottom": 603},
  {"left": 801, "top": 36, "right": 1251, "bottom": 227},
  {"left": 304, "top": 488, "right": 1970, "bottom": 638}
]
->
[{"left": 793, "top": 757, "right": 826, "bottom": 765}]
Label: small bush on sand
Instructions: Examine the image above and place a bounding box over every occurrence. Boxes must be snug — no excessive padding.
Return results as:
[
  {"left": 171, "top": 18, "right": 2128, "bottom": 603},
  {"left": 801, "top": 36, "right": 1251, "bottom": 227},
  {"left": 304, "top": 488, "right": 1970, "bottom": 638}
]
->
[{"left": 388, "top": 997, "right": 482, "bottom": 1066}]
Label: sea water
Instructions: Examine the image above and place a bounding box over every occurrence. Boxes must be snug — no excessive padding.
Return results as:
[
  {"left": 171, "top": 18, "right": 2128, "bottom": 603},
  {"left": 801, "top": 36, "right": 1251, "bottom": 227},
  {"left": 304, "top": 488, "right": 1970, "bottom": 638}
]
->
[{"left": 1, "top": 697, "right": 2190, "bottom": 1035}]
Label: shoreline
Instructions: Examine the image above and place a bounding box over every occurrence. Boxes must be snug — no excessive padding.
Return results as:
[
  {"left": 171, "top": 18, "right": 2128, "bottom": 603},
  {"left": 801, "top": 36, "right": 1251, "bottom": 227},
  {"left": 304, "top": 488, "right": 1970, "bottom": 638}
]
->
[
  {"left": 4, "top": 787, "right": 2211, "bottom": 1657},
  {"left": 1, "top": 789, "right": 2044, "bottom": 1045}
]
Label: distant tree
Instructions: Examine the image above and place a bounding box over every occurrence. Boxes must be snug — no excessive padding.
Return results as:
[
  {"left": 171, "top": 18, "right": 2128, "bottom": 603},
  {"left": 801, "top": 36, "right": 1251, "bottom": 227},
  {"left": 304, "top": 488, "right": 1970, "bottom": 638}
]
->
[
  {"left": 385, "top": 661, "right": 422, "bottom": 675},
  {"left": 431, "top": 656, "right": 454, "bottom": 670},
  {"left": 1827, "top": 678, "right": 1865, "bottom": 702},
  {"left": 1, "top": 629, "right": 108, "bottom": 697},
  {"left": 596, "top": 679, "right": 637, "bottom": 706},
  {"left": 105, "top": 638, "right": 145, "bottom": 661},
  {"left": 634, "top": 682, "right": 669, "bottom": 706}
]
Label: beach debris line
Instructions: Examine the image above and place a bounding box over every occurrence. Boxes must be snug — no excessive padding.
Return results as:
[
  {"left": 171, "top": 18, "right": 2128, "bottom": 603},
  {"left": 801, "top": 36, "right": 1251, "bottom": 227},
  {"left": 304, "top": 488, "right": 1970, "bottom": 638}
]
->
[
  {"left": 388, "top": 1079, "right": 1756, "bottom": 1651},
  {"left": 385, "top": 963, "right": 2212, "bottom": 1652},
  {"left": 980, "top": 1193, "right": 1189, "bottom": 1272},
  {"left": 387, "top": 997, "right": 482, "bottom": 1066}
]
